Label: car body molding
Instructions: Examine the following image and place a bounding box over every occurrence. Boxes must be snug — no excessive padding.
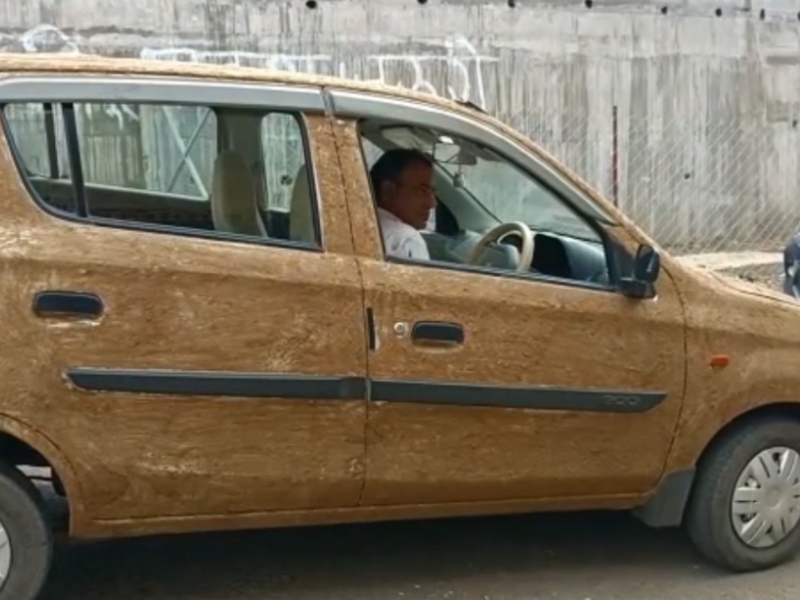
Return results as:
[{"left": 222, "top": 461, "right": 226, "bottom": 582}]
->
[
  {"left": 66, "top": 368, "right": 667, "bottom": 413},
  {"left": 67, "top": 368, "right": 367, "bottom": 401},
  {"left": 370, "top": 380, "right": 666, "bottom": 413}
]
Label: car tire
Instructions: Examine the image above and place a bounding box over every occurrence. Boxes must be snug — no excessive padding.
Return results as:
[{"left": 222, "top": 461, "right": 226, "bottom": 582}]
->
[
  {"left": 685, "top": 416, "right": 800, "bottom": 572},
  {"left": 0, "top": 462, "right": 53, "bottom": 599}
]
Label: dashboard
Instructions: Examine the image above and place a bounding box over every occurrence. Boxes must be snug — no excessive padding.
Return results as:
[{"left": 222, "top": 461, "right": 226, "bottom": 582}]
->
[{"left": 421, "top": 228, "right": 611, "bottom": 285}]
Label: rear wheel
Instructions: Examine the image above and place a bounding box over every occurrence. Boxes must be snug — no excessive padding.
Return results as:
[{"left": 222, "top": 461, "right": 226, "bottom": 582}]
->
[
  {"left": 686, "top": 417, "right": 800, "bottom": 571},
  {"left": 0, "top": 462, "right": 52, "bottom": 599}
]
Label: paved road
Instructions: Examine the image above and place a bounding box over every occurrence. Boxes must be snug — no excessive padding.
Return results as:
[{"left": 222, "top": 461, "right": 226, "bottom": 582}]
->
[{"left": 37, "top": 510, "right": 800, "bottom": 600}]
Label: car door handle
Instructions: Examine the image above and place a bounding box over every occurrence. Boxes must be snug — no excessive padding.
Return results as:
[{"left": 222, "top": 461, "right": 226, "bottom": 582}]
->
[
  {"left": 32, "top": 291, "right": 104, "bottom": 319},
  {"left": 411, "top": 321, "right": 464, "bottom": 346}
]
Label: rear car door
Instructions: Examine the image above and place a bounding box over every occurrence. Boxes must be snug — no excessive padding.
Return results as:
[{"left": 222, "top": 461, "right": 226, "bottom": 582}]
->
[
  {"left": 329, "top": 90, "right": 687, "bottom": 508},
  {"left": 0, "top": 75, "right": 367, "bottom": 528}
]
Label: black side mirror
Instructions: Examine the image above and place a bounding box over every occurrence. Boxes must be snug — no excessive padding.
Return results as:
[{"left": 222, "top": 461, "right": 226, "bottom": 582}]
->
[{"left": 619, "top": 244, "right": 660, "bottom": 299}]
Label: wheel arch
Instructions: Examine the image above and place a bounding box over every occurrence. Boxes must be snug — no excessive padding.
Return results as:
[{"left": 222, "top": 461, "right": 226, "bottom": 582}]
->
[
  {"left": 0, "top": 413, "right": 85, "bottom": 535},
  {"left": 635, "top": 401, "right": 800, "bottom": 529},
  {"left": 694, "top": 402, "right": 800, "bottom": 470}
]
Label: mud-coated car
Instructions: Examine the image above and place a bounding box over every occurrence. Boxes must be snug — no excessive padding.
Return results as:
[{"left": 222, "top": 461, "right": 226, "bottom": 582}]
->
[{"left": 0, "top": 54, "right": 800, "bottom": 599}]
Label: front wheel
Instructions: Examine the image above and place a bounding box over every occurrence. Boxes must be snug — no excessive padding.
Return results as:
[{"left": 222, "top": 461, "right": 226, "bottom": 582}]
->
[
  {"left": 0, "top": 462, "right": 53, "bottom": 599},
  {"left": 685, "top": 417, "right": 800, "bottom": 571}
]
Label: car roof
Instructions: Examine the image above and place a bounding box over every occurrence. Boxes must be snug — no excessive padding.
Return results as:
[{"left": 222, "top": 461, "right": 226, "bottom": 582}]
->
[
  {"left": 0, "top": 52, "right": 475, "bottom": 115},
  {"left": 0, "top": 52, "right": 629, "bottom": 232}
]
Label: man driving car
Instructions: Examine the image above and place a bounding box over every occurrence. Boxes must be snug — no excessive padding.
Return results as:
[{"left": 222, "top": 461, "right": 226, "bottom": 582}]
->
[{"left": 369, "top": 148, "right": 436, "bottom": 260}]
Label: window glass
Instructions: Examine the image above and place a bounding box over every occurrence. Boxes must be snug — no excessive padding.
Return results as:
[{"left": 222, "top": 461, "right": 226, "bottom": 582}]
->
[
  {"left": 260, "top": 112, "right": 316, "bottom": 243},
  {"left": 360, "top": 137, "right": 383, "bottom": 169},
  {"left": 261, "top": 112, "right": 305, "bottom": 211},
  {"left": 434, "top": 146, "right": 600, "bottom": 242},
  {"left": 358, "top": 121, "right": 610, "bottom": 285},
  {"left": 76, "top": 103, "right": 216, "bottom": 200},
  {"left": 1, "top": 101, "right": 319, "bottom": 247},
  {"left": 4, "top": 103, "right": 70, "bottom": 178}
]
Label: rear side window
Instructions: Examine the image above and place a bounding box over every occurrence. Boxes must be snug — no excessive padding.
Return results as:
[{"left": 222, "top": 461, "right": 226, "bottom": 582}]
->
[
  {"left": 79, "top": 103, "right": 217, "bottom": 199},
  {"left": 1, "top": 100, "right": 320, "bottom": 248}
]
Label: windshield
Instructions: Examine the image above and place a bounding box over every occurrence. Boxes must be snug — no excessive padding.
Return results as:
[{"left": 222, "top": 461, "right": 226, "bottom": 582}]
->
[{"left": 433, "top": 144, "right": 600, "bottom": 242}]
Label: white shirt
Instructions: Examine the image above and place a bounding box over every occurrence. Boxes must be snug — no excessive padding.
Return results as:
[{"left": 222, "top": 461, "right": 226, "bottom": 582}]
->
[{"left": 377, "top": 207, "right": 430, "bottom": 260}]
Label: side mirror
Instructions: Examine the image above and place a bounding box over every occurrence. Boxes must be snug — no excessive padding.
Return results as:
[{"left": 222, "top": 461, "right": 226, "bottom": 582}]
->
[{"left": 619, "top": 244, "right": 660, "bottom": 299}]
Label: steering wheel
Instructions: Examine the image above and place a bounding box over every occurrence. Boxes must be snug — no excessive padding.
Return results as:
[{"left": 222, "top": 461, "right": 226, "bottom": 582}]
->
[{"left": 467, "top": 221, "right": 535, "bottom": 272}]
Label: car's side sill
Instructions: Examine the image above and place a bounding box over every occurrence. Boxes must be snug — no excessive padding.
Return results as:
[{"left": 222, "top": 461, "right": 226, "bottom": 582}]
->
[
  {"left": 71, "top": 491, "right": 647, "bottom": 540},
  {"left": 65, "top": 368, "right": 668, "bottom": 413}
]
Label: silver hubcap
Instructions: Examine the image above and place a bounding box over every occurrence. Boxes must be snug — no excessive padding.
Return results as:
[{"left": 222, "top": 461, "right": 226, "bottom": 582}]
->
[
  {"left": 0, "top": 518, "right": 11, "bottom": 589},
  {"left": 731, "top": 447, "right": 800, "bottom": 548}
]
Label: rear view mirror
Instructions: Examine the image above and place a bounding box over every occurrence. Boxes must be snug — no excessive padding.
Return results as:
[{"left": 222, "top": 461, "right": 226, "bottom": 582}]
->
[{"left": 619, "top": 244, "right": 660, "bottom": 299}]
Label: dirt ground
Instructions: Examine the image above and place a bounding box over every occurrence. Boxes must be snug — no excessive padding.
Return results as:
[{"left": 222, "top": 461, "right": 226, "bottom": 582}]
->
[{"left": 719, "top": 262, "right": 785, "bottom": 291}]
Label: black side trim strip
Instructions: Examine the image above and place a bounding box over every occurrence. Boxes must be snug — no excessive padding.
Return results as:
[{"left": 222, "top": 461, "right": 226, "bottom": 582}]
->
[
  {"left": 67, "top": 369, "right": 366, "bottom": 400},
  {"left": 65, "top": 369, "right": 667, "bottom": 413},
  {"left": 370, "top": 380, "right": 667, "bottom": 413}
]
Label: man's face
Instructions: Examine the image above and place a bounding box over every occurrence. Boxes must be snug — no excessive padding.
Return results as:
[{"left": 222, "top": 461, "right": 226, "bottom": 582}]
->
[{"left": 379, "top": 160, "right": 436, "bottom": 230}]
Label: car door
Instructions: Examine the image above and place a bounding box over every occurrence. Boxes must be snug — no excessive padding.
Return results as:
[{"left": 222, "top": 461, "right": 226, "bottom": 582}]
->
[
  {"left": 0, "top": 75, "right": 367, "bottom": 526},
  {"left": 328, "top": 90, "right": 687, "bottom": 507}
]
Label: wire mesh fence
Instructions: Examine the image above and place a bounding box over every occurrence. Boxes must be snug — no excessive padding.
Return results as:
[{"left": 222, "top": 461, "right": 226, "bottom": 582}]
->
[{"left": 508, "top": 109, "right": 800, "bottom": 256}]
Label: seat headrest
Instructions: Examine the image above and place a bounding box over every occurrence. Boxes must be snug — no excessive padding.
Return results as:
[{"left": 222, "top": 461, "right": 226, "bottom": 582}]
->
[{"left": 211, "top": 150, "right": 266, "bottom": 237}]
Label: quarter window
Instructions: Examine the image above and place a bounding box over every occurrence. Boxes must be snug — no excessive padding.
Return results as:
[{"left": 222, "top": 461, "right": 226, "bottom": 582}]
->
[{"left": 1, "top": 100, "right": 319, "bottom": 248}]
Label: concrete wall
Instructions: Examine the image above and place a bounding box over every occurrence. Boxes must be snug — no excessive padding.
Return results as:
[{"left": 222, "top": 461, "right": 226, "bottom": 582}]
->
[{"left": 2, "top": 0, "right": 800, "bottom": 252}]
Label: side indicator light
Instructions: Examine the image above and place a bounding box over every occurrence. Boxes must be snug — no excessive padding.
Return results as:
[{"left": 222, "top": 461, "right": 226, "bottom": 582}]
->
[{"left": 710, "top": 355, "right": 730, "bottom": 368}]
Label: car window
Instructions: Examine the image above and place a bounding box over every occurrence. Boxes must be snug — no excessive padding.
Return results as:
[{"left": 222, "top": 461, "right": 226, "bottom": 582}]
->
[
  {"left": 4, "top": 102, "right": 70, "bottom": 178},
  {"left": 90, "top": 103, "right": 217, "bottom": 200},
  {"left": 433, "top": 143, "right": 601, "bottom": 243},
  {"left": 358, "top": 120, "right": 611, "bottom": 287},
  {"left": 261, "top": 112, "right": 307, "bottom": 211},
  {"left": 1, "top": 101, "right": 319, "bottom": 248},
  {"left": 360, "top": 137, "right": 383, "bottom": 169}
]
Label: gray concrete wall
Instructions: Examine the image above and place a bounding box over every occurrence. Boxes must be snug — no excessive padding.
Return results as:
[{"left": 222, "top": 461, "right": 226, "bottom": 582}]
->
[{"left": 2, "top": 0, "right": 800, "bottom": 252}]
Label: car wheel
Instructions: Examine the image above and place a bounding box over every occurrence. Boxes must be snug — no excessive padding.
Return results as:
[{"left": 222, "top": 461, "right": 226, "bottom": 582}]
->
[
  {"left": 0, "top": 462, "right": 53, "bottom": 599},
  {"left": 685, "top": 416, "right": 800, "bottom": 572}
]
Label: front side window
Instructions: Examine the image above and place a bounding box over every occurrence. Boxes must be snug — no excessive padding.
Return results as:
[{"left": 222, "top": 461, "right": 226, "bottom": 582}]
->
[
  {"left": 357, "top": 120, "right": 612, "bottom": 287},
  {"left": 1, "top": 100, "right": 319, "bottom": 248},
  {"left": 434, "top": 144, "right": 601, "bottom": 243}
]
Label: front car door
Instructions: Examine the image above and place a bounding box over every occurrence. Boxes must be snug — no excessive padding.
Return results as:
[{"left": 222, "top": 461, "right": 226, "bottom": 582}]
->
[
  {"left": 328, "top": 89, "right": 687, "bottom": 508},
  {"left": 0, "top": 73, "right": 367, "bottom": 534}
]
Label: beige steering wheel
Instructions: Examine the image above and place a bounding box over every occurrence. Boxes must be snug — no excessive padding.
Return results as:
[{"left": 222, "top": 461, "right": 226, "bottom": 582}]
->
[{"left": 467, "top": 221, "right": 535, "bottom": 272}]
